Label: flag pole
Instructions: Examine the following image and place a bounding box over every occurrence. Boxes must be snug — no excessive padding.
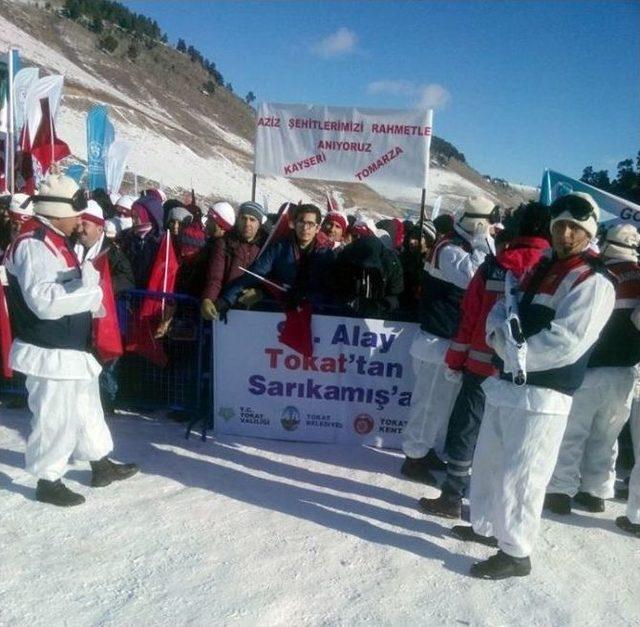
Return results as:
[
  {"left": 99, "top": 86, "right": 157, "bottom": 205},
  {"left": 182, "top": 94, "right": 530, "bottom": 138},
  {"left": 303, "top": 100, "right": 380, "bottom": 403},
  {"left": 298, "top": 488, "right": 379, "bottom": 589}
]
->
[
  {"left": 7, "top": 48, "right": 15, "bottom": 193},
  {"left": 251, "top": 173, "right": 257, "bottom": 202},
  {"left": 48, "top": 97, "right": 54, "bottom": 174},
  {"left": 161, "top": 228, "right": 170, "bottom": 316}
]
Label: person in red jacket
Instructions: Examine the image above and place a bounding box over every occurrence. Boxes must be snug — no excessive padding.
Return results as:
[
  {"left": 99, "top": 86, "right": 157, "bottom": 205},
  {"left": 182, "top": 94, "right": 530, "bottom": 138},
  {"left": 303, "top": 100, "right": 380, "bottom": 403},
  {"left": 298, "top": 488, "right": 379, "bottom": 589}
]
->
[{"left": 419, "top": 201, "right": 550, "bottom": 518}]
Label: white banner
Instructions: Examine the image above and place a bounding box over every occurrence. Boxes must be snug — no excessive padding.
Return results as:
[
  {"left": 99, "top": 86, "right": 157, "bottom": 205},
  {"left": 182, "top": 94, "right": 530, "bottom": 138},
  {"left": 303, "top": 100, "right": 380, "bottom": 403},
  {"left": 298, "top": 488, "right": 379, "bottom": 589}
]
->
[
  {"left": 24, "top": 75, "right": 63, "bottom": 142},
  {"left": 213, "top": 311, "right": 419, "bottom": 448},
  {"left": 12, "top": 67, "right": 39, "bottom": 136},
  {"left": 254, "top": 102, "right": 433, "bottom": 188},
  {"left": 105, "top": 139, "right": 131, "bottom": 194}
]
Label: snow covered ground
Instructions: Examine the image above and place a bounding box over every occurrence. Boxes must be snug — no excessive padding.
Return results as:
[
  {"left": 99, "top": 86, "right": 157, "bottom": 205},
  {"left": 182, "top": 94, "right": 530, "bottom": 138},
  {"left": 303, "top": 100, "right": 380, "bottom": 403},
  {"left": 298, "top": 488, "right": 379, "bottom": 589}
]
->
[{"left": 0, "top": 405, "right": 638, "bottom": 626}]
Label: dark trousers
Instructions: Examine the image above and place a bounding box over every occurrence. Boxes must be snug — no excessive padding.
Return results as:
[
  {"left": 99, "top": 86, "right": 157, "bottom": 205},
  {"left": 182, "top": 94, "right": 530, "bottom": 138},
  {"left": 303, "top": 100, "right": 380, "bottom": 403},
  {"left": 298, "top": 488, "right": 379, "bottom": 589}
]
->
[
  {"left": 99, "top": 358, "right": 119, "bottom": 409},
  {"left": 441, "top": 372, "right": 486, "bottom": 498}
]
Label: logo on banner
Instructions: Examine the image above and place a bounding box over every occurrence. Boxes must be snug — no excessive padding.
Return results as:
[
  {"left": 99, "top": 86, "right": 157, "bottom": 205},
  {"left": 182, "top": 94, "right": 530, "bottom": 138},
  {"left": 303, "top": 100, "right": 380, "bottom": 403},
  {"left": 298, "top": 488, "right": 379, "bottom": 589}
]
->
[
  {"left": 281, "top": 405, "right": 301, "bottom": 431},
  {"left": 218, "top": 407, "right": 235, "bottom": 421},
  {"left": 353, "top": 413, "right": 374, "bottom": 435},
  {"left": 89, "top": 140, "right": 102, "bottom": 160}
]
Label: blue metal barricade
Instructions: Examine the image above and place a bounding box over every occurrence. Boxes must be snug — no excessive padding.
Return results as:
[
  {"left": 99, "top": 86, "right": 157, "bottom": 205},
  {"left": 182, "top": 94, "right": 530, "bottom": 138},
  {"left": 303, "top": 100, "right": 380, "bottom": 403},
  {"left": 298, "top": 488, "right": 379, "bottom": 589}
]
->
[{"left": 116, "top": 290, "right": 204, "bottom": 416}]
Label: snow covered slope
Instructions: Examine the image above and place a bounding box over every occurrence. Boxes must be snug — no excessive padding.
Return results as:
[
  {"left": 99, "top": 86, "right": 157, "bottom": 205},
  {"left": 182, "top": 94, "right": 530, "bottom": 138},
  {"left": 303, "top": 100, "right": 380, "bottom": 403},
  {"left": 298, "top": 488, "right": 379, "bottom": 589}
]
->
[
  {"left": 0, "top": 2, "right": 535, "bottom": 214},
  {"left": 0, "top": 407, "right": 637, "bottom": 626}
]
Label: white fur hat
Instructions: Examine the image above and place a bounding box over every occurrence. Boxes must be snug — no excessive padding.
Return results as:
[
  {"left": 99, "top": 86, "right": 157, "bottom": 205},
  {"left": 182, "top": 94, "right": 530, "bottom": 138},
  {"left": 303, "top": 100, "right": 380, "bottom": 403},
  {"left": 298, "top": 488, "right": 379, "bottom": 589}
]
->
[
  {"left": 207, "top": 201, "right": 236, "bottom": 231},
  {"left": 550, "top": 192, "right": 600, "bottom": 240},
  {"left": 9, "top": 193, "right": 34, "bottom": 218},
  {"left": 602, "top": 223, "right": 640, "bottom": 261}
]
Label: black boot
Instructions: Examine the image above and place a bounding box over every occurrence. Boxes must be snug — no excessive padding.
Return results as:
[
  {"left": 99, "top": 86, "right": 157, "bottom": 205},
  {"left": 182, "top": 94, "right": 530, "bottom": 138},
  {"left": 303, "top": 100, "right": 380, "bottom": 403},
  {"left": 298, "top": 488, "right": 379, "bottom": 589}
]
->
[
  {"left": 544, "top": 492, "right": 572, "bottom": 515},
  {"left": 90, "top": 457, "right": 139, "bottom": 488},
  {"left": 615, "top": 516, "right": 640, "bottom": 538},
  {"left": 400, "top": 456, "right": 438, "bottom": 486},
  {"left": 470, "top": 550, "right": 531, "bottom": 580},
  {"left": 419, "top": 493, "right": 462, "bottom": 519},
  {"left": 574, "top": 491, "right": 605, "bottom": 513},
  {"left": 450, "top": 524, "right": 498, "bottom": 547},
  {"left": 36, "top": 479, "right": 85, "bottom": 507},
  {"left": 424, "top": 449, "right": 447, "bottom": 471}
]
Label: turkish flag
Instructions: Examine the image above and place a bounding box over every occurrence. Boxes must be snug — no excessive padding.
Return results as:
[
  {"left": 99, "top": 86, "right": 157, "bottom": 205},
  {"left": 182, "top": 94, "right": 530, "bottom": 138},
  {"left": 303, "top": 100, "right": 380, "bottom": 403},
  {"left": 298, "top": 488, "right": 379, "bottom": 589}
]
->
[
  {"left": 29, "top": 97, "right": 70, "bottom": 174},
  {"left": 279, "top": 301, "right": 313, "bottom": 357},
  {"left": 92, "top": 252, "right": 123, "bottom": 363},
  {"left": 0, "top": 281, "right": 13, "bottom": 378},
  {"left": 125, "top": 231, "right": 179, "bottom": 367}
]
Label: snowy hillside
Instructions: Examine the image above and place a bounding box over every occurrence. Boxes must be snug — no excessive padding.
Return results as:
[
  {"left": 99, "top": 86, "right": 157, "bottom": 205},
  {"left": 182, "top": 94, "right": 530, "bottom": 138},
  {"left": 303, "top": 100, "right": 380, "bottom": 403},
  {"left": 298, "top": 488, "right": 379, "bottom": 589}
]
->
[
  {"left": 0, "top": 406, "right": 638, "bottom": 626},
  {"left": 0, "top": 2, "right": 535, "bottom": 214}
]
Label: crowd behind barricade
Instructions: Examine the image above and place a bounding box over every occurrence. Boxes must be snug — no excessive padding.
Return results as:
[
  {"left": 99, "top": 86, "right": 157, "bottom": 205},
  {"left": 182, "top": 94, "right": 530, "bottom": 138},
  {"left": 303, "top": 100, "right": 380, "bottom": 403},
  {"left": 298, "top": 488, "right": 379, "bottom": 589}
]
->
[{"left": 0, "top": 175, "right": 639, "bottom": 581}]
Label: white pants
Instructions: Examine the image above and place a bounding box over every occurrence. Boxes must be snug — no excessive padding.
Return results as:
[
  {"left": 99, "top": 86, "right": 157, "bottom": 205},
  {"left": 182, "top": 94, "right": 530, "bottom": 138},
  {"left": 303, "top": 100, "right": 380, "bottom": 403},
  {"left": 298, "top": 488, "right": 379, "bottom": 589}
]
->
[
  {"left": 547, "top": 368, "right": 635, "bottom": 499},
  {"left": 470, "top": 399, "right": 568, "bottom": 558},
  {"left": 627, "top": 394, "right": 640, "bottom": 524},
  {"left": 402, "top": 356, "right": 461, "bottom": 459},
  {"left": 25, "top": 375, "right": 113, "bottom": 481}
]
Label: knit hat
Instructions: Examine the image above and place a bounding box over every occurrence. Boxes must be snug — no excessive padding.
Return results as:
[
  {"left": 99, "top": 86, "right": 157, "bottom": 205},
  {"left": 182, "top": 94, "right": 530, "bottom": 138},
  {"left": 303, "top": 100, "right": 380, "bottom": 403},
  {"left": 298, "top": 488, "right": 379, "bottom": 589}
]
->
[
  {"left": 133, "top": 194, "right": 163, "bottom": 229},
  {"left": 115, "top": 194, "right": 136, "bottom": 216},
  {"left": 239, "top": 201, "right": 267, "bottom": 225},
  {"left": 550, "top": 192, "right": 600, "bottom": 240},
  {"left": 82, "top": 200, "right": 105, "bottom": 226},
  {"left": 9, "top": 193, "right": 34, "bottom": 220},
  {"left": 34, "top": 174, "right": 87, "bottom": 219},
  {"left": 422, "top": 219, "right": 437, "bottom": 243},
  {"left": 325, "top": 211, "right": 348, "bottom": 232},
  {"left": 349, "top": 215, "right": 377, "bottom": 238},
  {"left": 602, "top": 223, "right": 640, "bottom": 261},
  {"left": 457, "top": 196, "right": 497, "bottom": 236},
  {"left": 207, "top": 201, "right": 236, "bottom": 231},
  {"left": 167, "top": 206, "right": 193, "bottom": 225}
]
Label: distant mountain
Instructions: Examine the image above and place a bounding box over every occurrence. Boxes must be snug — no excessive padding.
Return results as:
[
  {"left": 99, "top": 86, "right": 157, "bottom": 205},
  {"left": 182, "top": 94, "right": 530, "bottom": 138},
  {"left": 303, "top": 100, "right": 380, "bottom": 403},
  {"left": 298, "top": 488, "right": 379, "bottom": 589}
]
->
[{"left": 0, "top": 0, "right": 537, "bottom": 217}]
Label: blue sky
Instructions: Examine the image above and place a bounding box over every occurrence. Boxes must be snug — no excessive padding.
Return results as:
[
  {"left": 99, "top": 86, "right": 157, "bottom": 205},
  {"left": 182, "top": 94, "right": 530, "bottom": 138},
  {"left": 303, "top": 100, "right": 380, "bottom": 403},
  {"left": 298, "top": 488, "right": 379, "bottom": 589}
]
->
[{"left": 124, "top": 0, "right": 639, "bottom": 186}]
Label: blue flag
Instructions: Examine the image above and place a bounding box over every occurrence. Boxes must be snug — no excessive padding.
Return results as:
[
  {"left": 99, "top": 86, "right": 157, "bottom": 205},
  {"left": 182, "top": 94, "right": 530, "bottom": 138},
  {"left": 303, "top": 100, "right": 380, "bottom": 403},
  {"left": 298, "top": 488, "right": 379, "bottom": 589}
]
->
[
  {"left": 86, "top": 104, "right": 114, "bottom": 190},
  {"left": 540, "top": 169, "right": 640, "bottom": 225}
]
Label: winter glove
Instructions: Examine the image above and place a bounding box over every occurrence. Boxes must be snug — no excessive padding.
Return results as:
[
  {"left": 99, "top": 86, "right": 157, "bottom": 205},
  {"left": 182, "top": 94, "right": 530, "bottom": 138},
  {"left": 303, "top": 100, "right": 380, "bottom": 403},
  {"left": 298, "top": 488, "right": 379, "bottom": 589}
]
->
[
  {"left": 154, "top": 318, "right": 172, "bottom": 339},
  {"left": 444, "top": 368, "right": 463, "bottom": 383},
  {"left": 200, "top": 298, "right": 219, "bottom": 321},
  {"left": 237, "top": 288, "right": 264, "bottom": 310}
]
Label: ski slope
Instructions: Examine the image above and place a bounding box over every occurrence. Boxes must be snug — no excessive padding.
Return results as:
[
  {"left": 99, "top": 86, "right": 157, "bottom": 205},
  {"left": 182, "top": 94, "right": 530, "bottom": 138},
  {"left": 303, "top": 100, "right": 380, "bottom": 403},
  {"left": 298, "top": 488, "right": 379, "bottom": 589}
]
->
[{"left": 0, "top": 405, "right": 637, "bottom": 626}]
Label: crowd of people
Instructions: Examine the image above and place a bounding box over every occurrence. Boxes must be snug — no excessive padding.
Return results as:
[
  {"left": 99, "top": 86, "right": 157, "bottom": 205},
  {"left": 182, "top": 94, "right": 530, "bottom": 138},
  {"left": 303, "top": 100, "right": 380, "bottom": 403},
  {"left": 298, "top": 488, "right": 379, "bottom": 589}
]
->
[{"left": 0, "top": 173, "right": 638, "bottom": 581}]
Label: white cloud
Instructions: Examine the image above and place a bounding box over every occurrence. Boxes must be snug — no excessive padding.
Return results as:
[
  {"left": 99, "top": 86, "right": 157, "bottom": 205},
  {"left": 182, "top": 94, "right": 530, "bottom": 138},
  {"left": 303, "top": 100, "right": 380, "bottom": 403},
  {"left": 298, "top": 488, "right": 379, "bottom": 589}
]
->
[
  {"left": 417, "top": 84, "right": 451, "bottom": 109},
  {"left": 367, "top": 80, "right": 414, "bottom": 96},
  {"left": 367, "top": 80, "right": 451, "bottom": 110},
  {"left": 312, "top": 27, "right": 358, "bottom": 58}
]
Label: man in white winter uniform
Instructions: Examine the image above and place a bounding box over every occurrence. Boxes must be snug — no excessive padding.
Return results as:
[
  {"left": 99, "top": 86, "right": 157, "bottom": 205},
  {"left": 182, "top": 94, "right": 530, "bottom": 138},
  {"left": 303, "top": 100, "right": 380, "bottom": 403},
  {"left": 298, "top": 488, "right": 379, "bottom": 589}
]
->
[
  {"left": 4, "top": 175, "right": 138, "bottom": 507},
  {"left": 545, "top": 224, "right": 640, "bottom": 515},
  {"left": 401, "top": 196, "right": 496, "bottom": 483},
  {"left": 617, "top": 356, "right": 640, "bottom": 537},
  {"left": 452, "top": 192, "right": 615, "bottom": 579}
]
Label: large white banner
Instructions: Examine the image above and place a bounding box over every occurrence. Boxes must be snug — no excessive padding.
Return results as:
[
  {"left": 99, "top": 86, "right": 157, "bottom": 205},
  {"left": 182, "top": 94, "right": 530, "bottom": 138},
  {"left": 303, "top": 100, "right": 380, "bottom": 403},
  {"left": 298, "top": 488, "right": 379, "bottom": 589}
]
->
[
  {"left": 213, "top": 311, "right": 419, "bottom": 448},
  {"left": 254, "top": 102, "right": 433, "bottom": 188}
]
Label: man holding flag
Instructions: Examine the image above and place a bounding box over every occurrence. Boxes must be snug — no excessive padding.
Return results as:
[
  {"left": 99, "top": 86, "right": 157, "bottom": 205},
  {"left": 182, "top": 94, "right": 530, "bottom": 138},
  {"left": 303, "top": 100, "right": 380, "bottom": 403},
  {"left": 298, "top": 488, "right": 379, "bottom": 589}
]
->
[{"left": 4, "top": 174, "right": 138, "bottom": 507}]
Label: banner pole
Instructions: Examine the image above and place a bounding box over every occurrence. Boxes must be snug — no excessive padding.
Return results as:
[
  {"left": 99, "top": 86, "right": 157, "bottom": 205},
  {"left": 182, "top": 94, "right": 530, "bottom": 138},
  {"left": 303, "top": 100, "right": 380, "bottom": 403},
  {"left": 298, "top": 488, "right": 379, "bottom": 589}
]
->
[
  {"left": 161, "top": 228, "right": 170, "bottom": 317},
  {"left": 7, "top": 48, "right": 15, "bottom": 193},
  {"left": 418, "top": 187, "right": 426, "bottom": 230},
  {"left": 251, "top": 173, "right": 257, "bottom": 202}
]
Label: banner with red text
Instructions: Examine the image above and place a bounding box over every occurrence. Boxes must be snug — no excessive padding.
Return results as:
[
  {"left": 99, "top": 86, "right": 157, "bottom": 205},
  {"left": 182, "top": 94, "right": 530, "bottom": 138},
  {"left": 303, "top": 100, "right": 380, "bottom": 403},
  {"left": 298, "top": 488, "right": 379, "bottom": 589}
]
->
[
  {"left": 213, "top": 311, "right": 419, "bottom": 448},
  {"left": 254, "top": 102, "right": 433, "bottom": 188}
]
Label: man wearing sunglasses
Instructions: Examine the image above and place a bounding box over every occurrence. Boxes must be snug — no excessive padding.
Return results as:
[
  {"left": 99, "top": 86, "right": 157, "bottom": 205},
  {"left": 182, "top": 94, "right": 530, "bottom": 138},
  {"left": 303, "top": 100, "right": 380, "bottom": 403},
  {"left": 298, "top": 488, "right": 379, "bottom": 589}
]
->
[
  {"left": 4, "top": 174, "right": 138, "bottom": 507},
  {"left": 453, "top": 192, "right": 616, "bottom": 579}
]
